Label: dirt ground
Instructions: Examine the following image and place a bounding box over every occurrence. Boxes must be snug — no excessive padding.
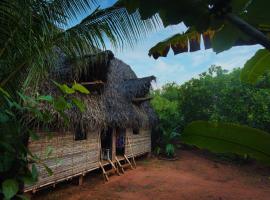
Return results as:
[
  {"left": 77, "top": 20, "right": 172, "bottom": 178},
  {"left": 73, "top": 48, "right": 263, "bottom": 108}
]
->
[{"left": 33, "top": 150, "right": 270, "bottom": 200}]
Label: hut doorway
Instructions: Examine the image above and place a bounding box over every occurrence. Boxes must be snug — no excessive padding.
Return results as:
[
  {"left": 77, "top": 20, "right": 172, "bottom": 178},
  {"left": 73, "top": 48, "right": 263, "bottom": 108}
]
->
[
  {"left": 101, "top": 127, "right": 113, "bottom": 160},
  {"left": 116, "top": 128, "right": 126, "bottom": 156}
]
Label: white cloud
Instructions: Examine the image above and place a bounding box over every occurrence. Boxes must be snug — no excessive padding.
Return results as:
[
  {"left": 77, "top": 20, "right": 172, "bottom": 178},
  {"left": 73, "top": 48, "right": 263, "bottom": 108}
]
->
[
  {"left": 211, "top": 45, "right": 262, "bottom": 70},
  {"left": 107, "top": 15, "right": 262, "bottom": 86}
]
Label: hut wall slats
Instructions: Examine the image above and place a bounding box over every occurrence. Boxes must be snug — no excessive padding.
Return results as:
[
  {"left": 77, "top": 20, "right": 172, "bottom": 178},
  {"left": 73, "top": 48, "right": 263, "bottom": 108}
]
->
[
  {"left": 125, "top": 128, "right": 151, "bottom": 156},
  {"left": 25, "top": 131, "right": 100, "bottom": 191}
]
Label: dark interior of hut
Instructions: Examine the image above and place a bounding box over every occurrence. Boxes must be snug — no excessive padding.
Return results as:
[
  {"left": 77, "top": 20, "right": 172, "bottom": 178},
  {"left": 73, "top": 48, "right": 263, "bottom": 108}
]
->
[
  {"left": 101, "top": 128, "right": 113, "bottom": 160},
  {"left": 73, "top": 51, "right": 113, "bottom": 94},
  {"left": 74, "top": 123, "right": 87, "bottom": 141},
  {"left": 116, "top": 128, "right": 126, "bottom": 156}
]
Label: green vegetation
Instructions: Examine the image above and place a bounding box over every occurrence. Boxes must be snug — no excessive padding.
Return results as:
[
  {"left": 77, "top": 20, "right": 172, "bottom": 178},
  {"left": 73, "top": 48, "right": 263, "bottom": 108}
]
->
[
  {"left": 151, "top": 66, "right": 270, "bottom": 160},
  {"left": 179, "top": 66, "right": 270, "bottom": 132},
  {"left": 1, "top": 0, "right": 270, "bottom": 198},
  {"left": 119, "top": 0, "right": 270, "bottom": 83},
  {"left": 0, "top": 83, "right": 89, "bottom": 199},
  {"left": 1, "top": 0, "right": 157, "bottom": 199},
  {"left": 119, "top": 0, "right": 270, "bottom": 163},
  {"left": 151, "top": 84, "right": 181, "bottom": 157},
  {"left": 182, "top": 121, "right": 270, "bottom": 164}
]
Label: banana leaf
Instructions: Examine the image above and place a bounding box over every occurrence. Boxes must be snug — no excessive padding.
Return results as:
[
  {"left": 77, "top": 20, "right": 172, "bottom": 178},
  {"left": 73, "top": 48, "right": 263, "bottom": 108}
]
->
[
  {"left": 241, "top": 49, "right": 270, "bottom": 84},
  {"left": 148, "top": 27, "right": 255, "bottom": 59},
  {"left": 182, "top": 121, "right": 270, "bottom": 165},
  {"left": 148, "top": 29, "right": 215, "bottom": 59}
]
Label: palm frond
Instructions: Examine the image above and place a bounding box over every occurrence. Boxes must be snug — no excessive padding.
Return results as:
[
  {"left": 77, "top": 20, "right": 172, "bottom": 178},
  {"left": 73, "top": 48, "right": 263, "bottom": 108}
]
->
[
  {"left": 0, "top": 0, "right": 161, "bottom": 94},
  {"left": 61, "top": 6, "right": 160, "bottom": 52}
]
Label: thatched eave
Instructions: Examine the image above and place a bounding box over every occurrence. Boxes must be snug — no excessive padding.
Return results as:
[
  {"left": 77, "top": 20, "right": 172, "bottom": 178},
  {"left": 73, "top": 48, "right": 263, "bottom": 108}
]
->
[
  {"left": 51, "top": 50, "right": 114, "bottom": 83},
  {"left": 120, "top": 76, "right": 156, "bottom": 101},
  {"left": 34, "top": 54, "right": 157, "bottom": 133}
]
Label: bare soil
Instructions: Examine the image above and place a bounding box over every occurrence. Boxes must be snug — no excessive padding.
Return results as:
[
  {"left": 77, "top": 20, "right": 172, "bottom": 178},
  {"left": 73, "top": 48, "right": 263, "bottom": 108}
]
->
[{"left": 33, "top": 150, "right": 270, "bottom": 200}]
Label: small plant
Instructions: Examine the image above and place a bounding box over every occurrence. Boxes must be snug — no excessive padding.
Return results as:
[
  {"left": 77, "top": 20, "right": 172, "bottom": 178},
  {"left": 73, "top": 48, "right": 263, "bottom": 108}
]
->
[{"left": 155, "top": 129, "right": 181, "bottom": 159}]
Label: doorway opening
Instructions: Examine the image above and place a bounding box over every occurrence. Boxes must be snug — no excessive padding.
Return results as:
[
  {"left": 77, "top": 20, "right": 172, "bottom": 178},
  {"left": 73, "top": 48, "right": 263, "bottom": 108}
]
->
[
  {"left": 100, "top": 127, "right": 113, "bottom": 160},
  {"left": 116, "top": 128, "right": 126, "bottom": 156}
]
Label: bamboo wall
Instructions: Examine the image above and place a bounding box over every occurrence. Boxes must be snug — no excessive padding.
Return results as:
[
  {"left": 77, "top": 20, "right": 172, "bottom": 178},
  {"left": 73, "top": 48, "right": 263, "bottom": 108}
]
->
[
  {"left": 125, "top": 128, "right": 151, "bottom": 156},
  {"left": 25, "top": 131, "right": 100, "bottom": 192},
  {"left": 24, "top": 128, "right": 151, "bottom": 192}
]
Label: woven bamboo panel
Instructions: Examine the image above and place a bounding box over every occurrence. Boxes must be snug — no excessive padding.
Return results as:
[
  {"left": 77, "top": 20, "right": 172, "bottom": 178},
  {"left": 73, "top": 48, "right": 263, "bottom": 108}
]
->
[
  {"left": 125, "top": 128, "right": 151, "bottom": 156},
  {"left": 25, "top": 131, "right": 100, "bottom": 191}
]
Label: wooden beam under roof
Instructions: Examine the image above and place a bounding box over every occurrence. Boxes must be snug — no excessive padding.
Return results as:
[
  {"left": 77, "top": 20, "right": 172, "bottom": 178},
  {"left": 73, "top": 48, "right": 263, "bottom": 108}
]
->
[
  {"left": 79, "top": 80, "right": 104, "bottom": 85},
  {"left": 132, "top": 96, "right": 153, "bottom": 103}
]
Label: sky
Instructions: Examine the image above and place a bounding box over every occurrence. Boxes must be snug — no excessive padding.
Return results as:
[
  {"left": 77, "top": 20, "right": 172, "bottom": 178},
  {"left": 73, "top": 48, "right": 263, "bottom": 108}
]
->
[{"left": 73, "top": 0, "right": 262, "bottom": 88}]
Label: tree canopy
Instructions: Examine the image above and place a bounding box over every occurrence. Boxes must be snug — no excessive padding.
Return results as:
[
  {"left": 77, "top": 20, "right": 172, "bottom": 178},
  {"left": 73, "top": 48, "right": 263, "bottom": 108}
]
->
[
  {"left": 151, "top": 65, "right": 270, "bottom": 162},
  {"left": 152, "top": 66, "right": 270, "bottom": 133}
]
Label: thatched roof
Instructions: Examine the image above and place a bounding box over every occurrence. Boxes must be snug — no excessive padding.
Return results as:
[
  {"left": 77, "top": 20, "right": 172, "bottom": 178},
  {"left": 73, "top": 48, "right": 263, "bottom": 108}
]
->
[{"left": 37, "top": 50, "right": 157, "bottom": 132}]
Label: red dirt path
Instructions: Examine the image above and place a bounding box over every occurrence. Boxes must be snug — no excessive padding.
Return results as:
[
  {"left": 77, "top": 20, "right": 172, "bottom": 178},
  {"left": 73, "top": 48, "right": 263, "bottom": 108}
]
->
[{"left": 33, "top": 150, "right": 270, "bottom": 200}]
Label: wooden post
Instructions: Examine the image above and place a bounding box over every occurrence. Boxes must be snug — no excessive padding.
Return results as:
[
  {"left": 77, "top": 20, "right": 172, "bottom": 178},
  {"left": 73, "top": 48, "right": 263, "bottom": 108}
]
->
[
  {"left": 111, "top": 129, "right": 116, "bottom": 160},
  {"left": 78, "top": 175, "right": 83, "bottom": 186},
  {"left": 115, "top": 156, "right": 125, "bottom": 173},
  {"left": 127, "top": 136, "right": 136, "bottom": 168},
  {"left": 108, "top": 158, "right": 120, "bottom": 176},
  {"left": 99, "top": 162, "right": 109, "bottom": 182}
]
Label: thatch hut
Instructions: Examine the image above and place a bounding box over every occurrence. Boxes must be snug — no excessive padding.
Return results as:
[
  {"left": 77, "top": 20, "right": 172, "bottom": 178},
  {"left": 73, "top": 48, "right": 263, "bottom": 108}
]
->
[{"left": 25, "top": 50, "right": 156, "bottom": 192}]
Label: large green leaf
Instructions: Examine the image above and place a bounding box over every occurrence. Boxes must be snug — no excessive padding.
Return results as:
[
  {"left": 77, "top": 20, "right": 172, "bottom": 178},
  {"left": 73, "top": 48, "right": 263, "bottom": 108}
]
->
[
  {"left": 241, "top": 49, "right": 270, "bottom": 84},
  {"left": 53, "top": 96, "right": 70, "bottom": 111},
  {"left": 31, "top": 164, "right": 38, "bottom": 182},
  {"left": 71, "top": 98, "right": 86, "bottom": 112},
  {"left": 148, "top": 24, "right": 253, "bottom": 59},
  {"left": 42, "top": 163, "right": 53, "bottom": 176},
  {"left": 52, "top": 81, "right": 75, "bottom": 95},
  {"left": 165, "top": 143, "right": 175, "bottom": 157},
  {"left": 119, "top": 0, "right": 268, "bottom": 59},
  {"left": 212, "top": 22, "right": 248, "bottom": 53},
  {"left": 117, "top": 0, "right": 211, "bottom": 28},
  {"left": 245, "top": 0, "right": 270, "bottom": 25},
  {"left": 72, "top": 83, "right": 90, "bottom": 94},
  {"left": 2, "top": 179, "right": 19, "bottom": 200},
  {"left": 45, "top": 146, "right": 53, "bottom": 158},
  {"left": 37, "top": 95, "right": 54, "bottom": 103},
  {"left": 182, "top": 121, "right": 270, "bottom": 165},
  {"left": 0, "top": 87, "right": 11, "bottom": 98},
  {"left": 149, "top": 29, "right": 215, "bottom": 59}
]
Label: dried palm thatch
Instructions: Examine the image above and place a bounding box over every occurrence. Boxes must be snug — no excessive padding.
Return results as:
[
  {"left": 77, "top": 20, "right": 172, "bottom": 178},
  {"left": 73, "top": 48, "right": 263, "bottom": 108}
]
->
[{"left": 36, "top": 50, "right": 157, "bottom": 133}]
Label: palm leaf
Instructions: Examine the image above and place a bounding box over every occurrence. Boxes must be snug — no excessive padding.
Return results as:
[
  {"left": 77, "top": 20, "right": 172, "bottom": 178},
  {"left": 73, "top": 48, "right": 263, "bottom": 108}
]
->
[
  {"left": 0, "top": 0, "right": 160, "bottom": 94},
  {"left": 241, "top": 49, "right": 270, "bottom": 84},
  {"left": 182, "top": 121, "right": 270, "bottom": 165}
]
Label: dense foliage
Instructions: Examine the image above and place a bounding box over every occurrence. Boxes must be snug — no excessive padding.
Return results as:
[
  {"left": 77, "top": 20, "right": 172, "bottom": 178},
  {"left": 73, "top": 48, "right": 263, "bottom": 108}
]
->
[
  {"left": 179, "top": 66, "right": 270, "bottom": 132},
  {"left": 151, "top": 66, "right": 270, "bottom": 158},
  {"left": 152, "top": 66, "right": 270, "bottom": 133},
  {"left": 151, "top": 83, "right": 182, "bottom": 157}
]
